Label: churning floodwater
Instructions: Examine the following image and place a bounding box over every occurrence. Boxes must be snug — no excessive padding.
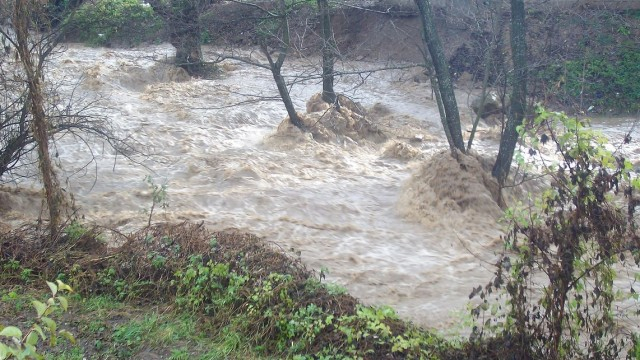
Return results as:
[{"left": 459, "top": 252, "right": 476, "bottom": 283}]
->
[{"left": 1, "top": 43, "right": 637, "bottom": 330}]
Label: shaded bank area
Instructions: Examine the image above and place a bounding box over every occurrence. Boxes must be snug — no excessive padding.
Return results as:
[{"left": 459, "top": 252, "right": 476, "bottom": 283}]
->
[
  {"left": 0, "top": 221, "right": 517, "bottom": 359},
  {"left": 57, "top": 0, "right": 640, "bottom": 113},
  {"left": 204, "top": 1, "right": 640, "bottom": 114}
]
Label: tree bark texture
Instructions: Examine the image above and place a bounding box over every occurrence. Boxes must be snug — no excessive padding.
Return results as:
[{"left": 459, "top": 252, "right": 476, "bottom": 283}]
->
[
  {"left": 317, "top": 0, "right": 336, "bottom": 104},
  {"left": 263, "top": 0, "right": 303, "bottom": 129},
  {"left": 14, "top": 0, "right": 64, "bottom": 236},
  {"left": 415, "top": 0, "right": 465, "bottom": 153},
  {"left": 148, "top": 0, "right": 203, "bottom": 75},
  {"left": 492, "top": 0, "right": 527, "bottom": 185}
]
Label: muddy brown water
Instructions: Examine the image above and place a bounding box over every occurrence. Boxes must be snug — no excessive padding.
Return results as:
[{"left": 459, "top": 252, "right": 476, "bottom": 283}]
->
[{"left": 1, "top": 44, "right": 638, "bottom": 332}]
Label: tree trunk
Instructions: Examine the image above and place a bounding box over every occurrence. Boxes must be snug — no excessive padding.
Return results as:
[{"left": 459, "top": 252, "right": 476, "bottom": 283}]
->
[
  {"left": 14, "top": 0, "right": 64, "bottom": 237},
  {"left": 263, "top": 0, "right": 303, "bottom": 130},
  {"left": 467, "top": 0, "right": 505, "bottom": 152},
  {"left": 172, "top": 33, "right": 203, "bottom": 75},
  {"left": 415, "top": 0, "right": 465, "bottom": 153},
  {"left": 170, "top": 14, "right": 203, "bottom": 75},
  {"left": 317, "top": 0, "right": 336, "bottom": 104},
  {"left": 148, "top": 0, "right": 203, "bottom": 75},
  {"left": 269, "top": 59, "right": 303, "bottom": 129},
  {"left": 492, "top": 0, "right": 527, "bottom": 185}
]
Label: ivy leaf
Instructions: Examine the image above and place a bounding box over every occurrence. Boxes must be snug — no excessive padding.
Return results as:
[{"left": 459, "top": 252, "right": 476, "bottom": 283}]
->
[{"left": 0, "top": 326, "right": 22, "bottom": 338}]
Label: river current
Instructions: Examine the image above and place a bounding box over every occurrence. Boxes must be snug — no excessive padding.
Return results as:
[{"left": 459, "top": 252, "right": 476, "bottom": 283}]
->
[{"left": 1, "top": 43, "right": 637, "bottom": 331}]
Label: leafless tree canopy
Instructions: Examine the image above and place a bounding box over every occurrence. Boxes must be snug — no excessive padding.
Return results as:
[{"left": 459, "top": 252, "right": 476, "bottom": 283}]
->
[{"left": 0, "top": 1, "right": 142, "bottom": 184}]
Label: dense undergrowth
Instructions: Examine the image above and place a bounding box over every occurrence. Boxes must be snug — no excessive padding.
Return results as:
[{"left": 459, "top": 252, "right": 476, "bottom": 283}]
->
[
  {"left": 533, "top": 9, "right": 640, "bottom": 114},
  {"left": 64, "top": 0, "right": 162, "bottom": 46}
]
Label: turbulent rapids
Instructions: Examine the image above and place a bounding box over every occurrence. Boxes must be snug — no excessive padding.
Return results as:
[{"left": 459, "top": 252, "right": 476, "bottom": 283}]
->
[{"left": 1, "top": 43, "right": 637, "bottom": 330}]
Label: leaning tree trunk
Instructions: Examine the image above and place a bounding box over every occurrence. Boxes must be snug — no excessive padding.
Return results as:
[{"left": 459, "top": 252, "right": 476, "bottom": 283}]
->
[
  {"left": 14, "top": 0, "right": 64, "bottom": 237},
  {"left": 268, "top": 56, "right": 303, "bottom": 129},
  {"left": 492, "top": 0, "right": 527, "bottom": 186},
  {"left": 317, "top": 0, "right": 336, "bottom": 104},
  {"left": 415, "top": 0, "right": 465, "bottom": 153},
  {"left": 263, "top": 0, "right": 303, "bottom": 130}
]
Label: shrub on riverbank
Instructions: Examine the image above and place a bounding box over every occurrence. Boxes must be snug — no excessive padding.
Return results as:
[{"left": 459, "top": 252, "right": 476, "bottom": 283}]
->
[{"left": 64, "top": 0, "right": 162, "bottom": 46}]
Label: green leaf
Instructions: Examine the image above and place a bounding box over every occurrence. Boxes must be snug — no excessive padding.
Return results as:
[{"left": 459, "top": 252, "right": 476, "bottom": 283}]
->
[
  {"left": 46, "top": 281, "right": 58, "bottom": 297},
  {"left": 58, "top": 330, "right": 76, "bottom": 345},
  {"left": 40, "top": 317, "right": 56, "bottom": 333},
  {"left": 22, "top": 343, "right": 43, "bottom": 360},
  {"left": 25, "top": 331, "right": 39, "bottom": 346},
  {"left": 55, "top": 280, "right": 73, "bottom": 293},
  {"left": 0, "top": 326, "right": 22, "bottom": 338},
  {"left": 0, "top": 343, "right": 11, "bottom": 359},
  {"left": 32, "top": 300, "right": 47, "bottom": 318},
  {"left": 32, "top": 324, "right": 45, "bottom": 341},
  {"left": 49, "top": 332, "right": 57, "bottom": 347},
  {"left": 57, "top": 296, "right": 68, "bottom": 312}
]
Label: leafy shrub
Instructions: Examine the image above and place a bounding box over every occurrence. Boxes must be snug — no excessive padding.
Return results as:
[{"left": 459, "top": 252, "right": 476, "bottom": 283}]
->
[
  {"left": 471, "top": 107, "right": 640, "bottom": 358},
  {"left": 65, "top": 0, "right": 163, "bottom": 46},
  {"left": 0, "top": 281, "right": 75, "bottom": 359},
  {"left": 562, "top": 48, "right": 640, "bottom": 113}
]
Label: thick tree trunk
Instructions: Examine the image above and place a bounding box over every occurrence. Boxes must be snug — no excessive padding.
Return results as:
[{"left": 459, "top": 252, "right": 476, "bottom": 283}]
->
[
  {"left": 14, "top": 0, "right": 64, "bottom": 237},
  {"left": 148, "top": 0, "right": 203, "bottom": 75},
  {"left": 317, "top": 0, "right": 336, "bottom": 104},
  {"left": 171, "top": 30, "right": 203, "bottom": 75},
  {"left": 492, "top": 0, "right": 527, "bottom": 185},
  {"left": 415, "top": 0, "right": 465, "bottom": 153}
]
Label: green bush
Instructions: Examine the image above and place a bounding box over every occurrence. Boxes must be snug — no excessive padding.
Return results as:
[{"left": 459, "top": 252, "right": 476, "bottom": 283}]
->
[
  {"left": 0, "top": 281, "right": 75, "bottom": 359},
  {"left": 65, "top": 0, "right": 163, "bottom": 46},
  {"left": 563, "top": 48, "right": 640, "bottom": 113},
  {"left": 471, "top": 107, "right": 640, "bottom": 358}
]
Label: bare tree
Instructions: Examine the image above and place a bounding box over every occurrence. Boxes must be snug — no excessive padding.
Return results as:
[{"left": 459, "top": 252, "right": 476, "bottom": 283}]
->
[
  {"left": 492, "top": 0, "right": 527, "bottom": 185},
  {"left": 1, "top": 0, "right": 143, "bottom": 237},
  {"left": 415, "top": 0, "right": 465, "bottom": 153},
  {"left": 209, "top": 0, "right": 308, "bottom": 129},
  {"left": 317, "top": 0, "right": 337, "bottom": 104},
  {"left": 13, "top": 0, "right": 65, "bottom": 236}
]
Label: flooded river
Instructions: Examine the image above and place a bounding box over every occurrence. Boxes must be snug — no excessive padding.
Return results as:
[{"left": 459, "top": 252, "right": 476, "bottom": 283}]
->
[{"left": 1, "top": 43, "right": 637, "bottom": 331}]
